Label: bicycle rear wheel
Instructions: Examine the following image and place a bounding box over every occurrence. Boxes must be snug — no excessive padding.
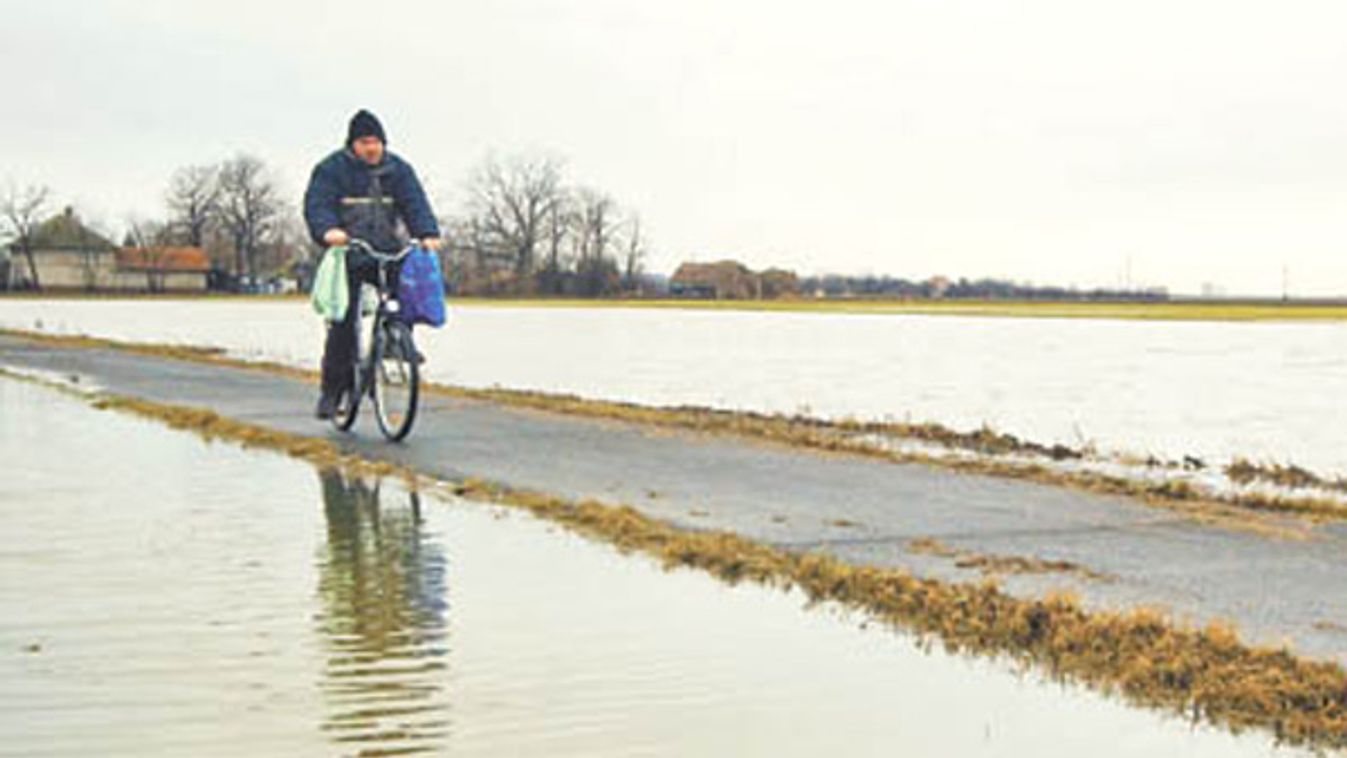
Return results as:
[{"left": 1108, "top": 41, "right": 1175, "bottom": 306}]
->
[
  {"left": 372, "top": 319, "right": 419, "bottom": 441},
  {"left": 331, "top": 382, "right": 360, "bottom": 431}
]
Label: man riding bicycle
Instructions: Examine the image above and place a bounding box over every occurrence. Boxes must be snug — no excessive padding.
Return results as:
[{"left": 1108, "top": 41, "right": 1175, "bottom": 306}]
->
[{"left": 303, "top": 109, "right": 441, "bottom": 420}]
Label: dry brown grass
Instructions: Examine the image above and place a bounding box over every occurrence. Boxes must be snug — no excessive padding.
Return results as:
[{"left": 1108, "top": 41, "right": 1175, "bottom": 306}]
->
[
  {"left": 1228, "top": 458, "right": 1347, "bottom": 495},
  {"left": 907, "top": 537, "right": 1116, "bottom": 581}
]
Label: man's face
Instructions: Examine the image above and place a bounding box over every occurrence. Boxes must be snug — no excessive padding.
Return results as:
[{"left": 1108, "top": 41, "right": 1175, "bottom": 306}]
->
[{"left": 352, "top": 136, "right": 384, "bottom": 165}]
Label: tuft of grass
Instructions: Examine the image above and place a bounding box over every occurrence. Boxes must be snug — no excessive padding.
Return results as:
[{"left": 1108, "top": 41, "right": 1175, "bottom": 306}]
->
[
  {"left": 907, "top": 537, "right": 961, "bottom": 558},
  {"left": 908, "top": 538, "right": 1115, "bottom": 582},
  {"left": 1227, "top": 458, "right": 1347, "bottom": 495}
]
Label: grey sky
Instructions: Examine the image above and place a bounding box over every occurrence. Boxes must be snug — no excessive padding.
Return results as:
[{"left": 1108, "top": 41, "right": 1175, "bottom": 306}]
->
[{"left": 3, "top": 0, "right": 1345, "bottom": 294}]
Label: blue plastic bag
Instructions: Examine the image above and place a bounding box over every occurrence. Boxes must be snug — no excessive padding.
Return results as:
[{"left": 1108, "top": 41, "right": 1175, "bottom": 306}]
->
[{"left": 397, "top": 245, "right": 447, "bottom": 327}]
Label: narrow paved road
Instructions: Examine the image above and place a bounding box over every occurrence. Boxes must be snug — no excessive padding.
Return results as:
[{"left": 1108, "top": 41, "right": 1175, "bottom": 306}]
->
[{"left": 5, "top": 334, "right": 1347, "bottom": 662}]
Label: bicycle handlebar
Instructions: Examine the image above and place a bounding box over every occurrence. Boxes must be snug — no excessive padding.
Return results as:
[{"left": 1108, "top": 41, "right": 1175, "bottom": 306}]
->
[{"left": 347, "top": 238, "right": 416, "bottom": 263}]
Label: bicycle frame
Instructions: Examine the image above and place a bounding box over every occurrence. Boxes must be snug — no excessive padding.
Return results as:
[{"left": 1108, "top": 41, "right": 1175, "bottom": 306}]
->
[{"left": 347, "top": 238, "right": 414, "bottom": 392}]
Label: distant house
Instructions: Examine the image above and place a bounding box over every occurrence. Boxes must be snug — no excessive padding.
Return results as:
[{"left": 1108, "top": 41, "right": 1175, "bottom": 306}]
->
[
  {"left": 670, "top": 260, "right": 800, "bottom": 300},
  {"left": 5, "top": 208, "right": 208, "bottom": 292},
  {"left": 7, "top": 207, "right": 118, "bottom": 290},
  {"left": 115, "top": 246, "right": 210, "bottom": 292},
  {"left": 670, "top": 260, "right": 760, "bottom": 299},
  {"left": 759, "top": 268, "right": 800, "bottom": 299}
]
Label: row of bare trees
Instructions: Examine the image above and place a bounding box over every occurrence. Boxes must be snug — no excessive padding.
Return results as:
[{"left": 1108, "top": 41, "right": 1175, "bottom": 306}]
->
[
  {"left": 445, "top": 154, "right": 648, "bottom": 297},
  {"left": 4, "top": 150, "right": 654, "bottom": 296},
  {"left": 157, "top": 155, "right": 298, "bottom": 282}
]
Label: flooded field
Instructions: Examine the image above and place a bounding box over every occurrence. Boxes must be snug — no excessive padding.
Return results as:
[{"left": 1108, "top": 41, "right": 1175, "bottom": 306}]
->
[
  {"left": 1, "top": 299, "right": 1345, "bottom": 479},
  {"left": 0, "top": 377, "right": 1326, "bottom": 756}
]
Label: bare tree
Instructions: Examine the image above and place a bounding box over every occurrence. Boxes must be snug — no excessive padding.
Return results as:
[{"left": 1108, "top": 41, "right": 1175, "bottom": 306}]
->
[
  {"left": 466, "top": 154, "right": 564, "bottom": 286},
  {"left": 449, "top": 150, "right": 659, "bottom": 297},
  {"left": 440, "top": 215, "right": 479, "bottom": 293},
  {"left": 124, "top": 216, "right": 172, "bottom": 292},
  {"left": 217, "top": 155, "right": 282, "bottom": 280},
  {"left": 573, "top": 188, "right": 621, "bottom": 296},
  {"left": 255, "top": 211, "right": 308, "bottom": 283},
  {"left": 1, "top": 181, "right": 51, "bottom": 290},
  {"left": 166, "top": 164, "right": 219, "bottom": 247},
  {"left": 124, "top": 216, "right": 172, "bottom": 248},
  {"left": 622, "top": 214, "right": 646, "bottom": 292},
  {"left": 539, "top": 194, "right": 578, "bottom": 295}
]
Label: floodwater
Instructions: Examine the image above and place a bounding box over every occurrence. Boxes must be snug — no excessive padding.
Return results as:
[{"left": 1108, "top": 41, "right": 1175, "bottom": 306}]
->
[
  {"left": 0, "top": 377, "right": 1322, "bottom": 757},
  {"left": 2, "top": 299, "right": 1345, "bottom": 477}
]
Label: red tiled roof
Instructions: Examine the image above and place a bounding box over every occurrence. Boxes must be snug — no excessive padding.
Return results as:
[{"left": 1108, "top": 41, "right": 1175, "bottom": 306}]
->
[{"left": 116, "top": 247, "right": 210, "bottom": 273}]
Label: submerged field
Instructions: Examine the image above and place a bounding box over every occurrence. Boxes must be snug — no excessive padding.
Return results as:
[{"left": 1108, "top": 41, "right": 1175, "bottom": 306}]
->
[
  {"left": 1, "top": 297, "right": 1344, "bottom": 478},
  {"left": 449, "top": 296, "right": 1347, "bottom": 322},
  {"left": 6, "top": 292, "right": 1347, "bottom": 322}
]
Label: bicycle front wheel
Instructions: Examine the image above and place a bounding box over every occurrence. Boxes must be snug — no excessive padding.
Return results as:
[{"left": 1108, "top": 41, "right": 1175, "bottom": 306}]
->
[{"left": 372, "top": 318, "right": 419, "bottom": 442}]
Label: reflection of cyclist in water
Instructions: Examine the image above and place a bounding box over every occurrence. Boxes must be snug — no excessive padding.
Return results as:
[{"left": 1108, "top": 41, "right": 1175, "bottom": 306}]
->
[
  {"left": 314, "top": 469, "right": 449, "bottom": 749},
  {"left": 303, "top": 110, "right": 442, "bottom": 420}
]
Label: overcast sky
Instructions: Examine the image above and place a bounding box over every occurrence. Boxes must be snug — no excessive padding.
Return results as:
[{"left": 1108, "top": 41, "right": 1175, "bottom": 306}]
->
[{"left": 2, "top": 0, "right": 1345, "bottom": 294}]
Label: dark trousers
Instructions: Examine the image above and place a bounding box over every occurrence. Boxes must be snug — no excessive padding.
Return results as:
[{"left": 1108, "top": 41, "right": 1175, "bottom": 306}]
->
[{"left": 320, "top": 251, "right": 380, "bottom": 396}]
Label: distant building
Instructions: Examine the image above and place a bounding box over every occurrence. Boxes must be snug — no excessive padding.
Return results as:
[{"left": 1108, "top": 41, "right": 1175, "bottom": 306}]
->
[
  {"left": 7, "top": 207, "right": 118, "bottom": 290},
  {"left": 759, "top": 268, "right": 800, "bottom": 299},
  {"left": 6, "top": 207, "right": 208, "bottom": 292},
  {"left": 671, "top": 260, "right": 755, "bottom": 299},
  {"left": 115, "top": 246, "right": 211, "bottom": 292},
  {"left": 670, "top": 260, "right": 799, "bottom": 300},
  {"left": 928, "top": 276, "right": 951, "bottom": 299}
]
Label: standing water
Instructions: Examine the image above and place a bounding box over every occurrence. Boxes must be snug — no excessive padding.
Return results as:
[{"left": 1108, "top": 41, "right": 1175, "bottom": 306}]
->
[
  {"left": 1, "top": 299, "right": 1345, "bottom": 477},
  {"left": 0, "top": 377, "right": 1323, "bottom": 756}
]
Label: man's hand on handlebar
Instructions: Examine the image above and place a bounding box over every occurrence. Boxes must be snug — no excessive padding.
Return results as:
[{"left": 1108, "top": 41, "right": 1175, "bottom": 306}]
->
[{"left": 419, "top": 237, "right": 443, "bottom": 252}]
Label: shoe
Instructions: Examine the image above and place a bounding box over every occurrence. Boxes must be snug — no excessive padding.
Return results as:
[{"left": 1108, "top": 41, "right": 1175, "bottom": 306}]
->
[{"left": 315, "top": 391, "right": 338, "bottom": 420}]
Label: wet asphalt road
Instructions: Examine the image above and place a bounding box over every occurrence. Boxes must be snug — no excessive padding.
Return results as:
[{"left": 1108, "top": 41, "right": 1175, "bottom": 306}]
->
[{"left": 5, "top": 334, "right": 1347, "bottom": 663}]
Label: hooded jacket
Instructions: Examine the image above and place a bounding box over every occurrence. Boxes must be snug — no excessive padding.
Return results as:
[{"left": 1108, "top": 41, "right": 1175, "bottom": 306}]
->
[{"left": 302, "top": 148, "right": 439, "bottom": 252}]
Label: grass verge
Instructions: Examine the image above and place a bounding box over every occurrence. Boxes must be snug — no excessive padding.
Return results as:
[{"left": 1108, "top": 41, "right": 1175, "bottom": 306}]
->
[{"left": 2, "top": 327, "right": 1344, "bottom": 531}]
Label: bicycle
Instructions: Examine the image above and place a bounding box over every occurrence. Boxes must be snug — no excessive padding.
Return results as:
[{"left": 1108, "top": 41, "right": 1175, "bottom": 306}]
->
[{"left": 330, "top": 238, "right": 421, "bottom": 442}]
